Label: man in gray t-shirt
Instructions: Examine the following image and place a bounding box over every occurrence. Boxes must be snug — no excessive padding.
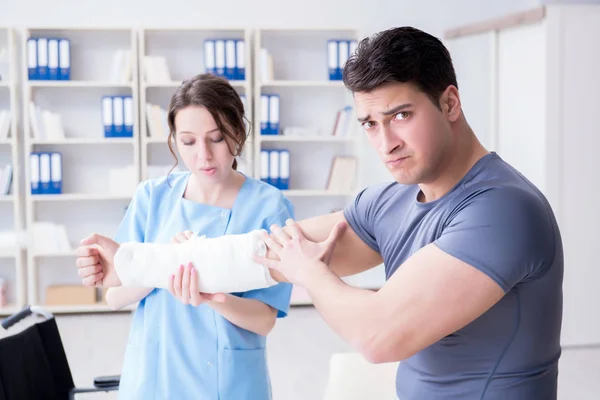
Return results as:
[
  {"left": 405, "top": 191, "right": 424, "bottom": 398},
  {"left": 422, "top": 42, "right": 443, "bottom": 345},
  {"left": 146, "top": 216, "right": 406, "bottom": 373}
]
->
[
  {"left": 255, "top": 26, "right": 563, "bottom": 399},
  {"left": 343, "top": 152, "right": 562, "bottom": 399}
]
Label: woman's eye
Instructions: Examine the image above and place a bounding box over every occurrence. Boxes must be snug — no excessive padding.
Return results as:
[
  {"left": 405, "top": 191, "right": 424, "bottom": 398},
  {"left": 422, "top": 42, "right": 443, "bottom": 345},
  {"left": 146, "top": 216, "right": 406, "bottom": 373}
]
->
[
  {"left": 182, "top": 140, "right": 195, "bottom": 146},
  {"left": 212, "top": 136, "right": 224, "bottom": 143}
]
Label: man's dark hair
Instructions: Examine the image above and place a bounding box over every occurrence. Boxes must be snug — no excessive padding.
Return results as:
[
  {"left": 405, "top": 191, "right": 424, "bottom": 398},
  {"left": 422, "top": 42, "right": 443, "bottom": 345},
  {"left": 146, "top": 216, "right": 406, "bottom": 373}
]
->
[{"left": 343, "top": 26, "right": 458, "bottom": 109}]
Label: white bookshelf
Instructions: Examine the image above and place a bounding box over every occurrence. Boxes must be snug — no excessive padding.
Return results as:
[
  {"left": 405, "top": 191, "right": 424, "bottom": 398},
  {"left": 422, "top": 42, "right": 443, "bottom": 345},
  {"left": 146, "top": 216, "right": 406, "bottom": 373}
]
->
[
  {"left": 253, "top": 28, "right": 363, "bottom": 216},
  {"left": 0, "top": 27, "right": 25, "bottom": 316},
  {"left": 22, "top": 27, "right": 140, "bottom": 314},
  {"left": 139, "top": 28, "right": 253, "bottom": 181},
  {"left": 253, "top": 28, "right": 383, "bottom": 304}
]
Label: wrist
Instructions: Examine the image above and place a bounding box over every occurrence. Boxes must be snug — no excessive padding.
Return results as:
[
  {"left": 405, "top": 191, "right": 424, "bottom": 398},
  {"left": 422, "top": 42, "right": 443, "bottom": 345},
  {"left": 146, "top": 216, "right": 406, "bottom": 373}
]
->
[{"left": 298, "top": 260, "right": 334, "bottom": 288}]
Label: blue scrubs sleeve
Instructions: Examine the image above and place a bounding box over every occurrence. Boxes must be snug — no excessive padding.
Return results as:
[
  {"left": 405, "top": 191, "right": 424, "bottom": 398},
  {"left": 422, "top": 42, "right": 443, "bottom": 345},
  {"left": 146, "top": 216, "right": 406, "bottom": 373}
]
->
[
  {"left": 113, "top": 181, "right": 150, "bottom": 244},
  {"left": 242, "top": 201, "right": 294, "bottom": 318}
]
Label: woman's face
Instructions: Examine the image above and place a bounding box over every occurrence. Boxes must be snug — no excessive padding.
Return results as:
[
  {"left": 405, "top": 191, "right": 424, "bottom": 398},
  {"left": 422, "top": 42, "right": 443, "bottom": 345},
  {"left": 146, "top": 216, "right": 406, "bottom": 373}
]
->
[{"left": 174, "top": 105, "right": 237, "bottom": 184}]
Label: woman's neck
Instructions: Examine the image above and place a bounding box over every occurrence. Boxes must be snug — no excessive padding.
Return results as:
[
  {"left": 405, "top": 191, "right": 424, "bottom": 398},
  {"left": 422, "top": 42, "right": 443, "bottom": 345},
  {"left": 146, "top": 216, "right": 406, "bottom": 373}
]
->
[{"left": 184, "top": 170, "right": 245, "bottom": 208}]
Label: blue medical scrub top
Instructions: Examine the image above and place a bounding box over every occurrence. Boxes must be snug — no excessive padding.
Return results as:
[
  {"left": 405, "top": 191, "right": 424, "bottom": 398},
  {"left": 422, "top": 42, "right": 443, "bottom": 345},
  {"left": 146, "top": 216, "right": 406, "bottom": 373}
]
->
[{"left": 113, "top": 171, "right": 294, "bottom": 400}]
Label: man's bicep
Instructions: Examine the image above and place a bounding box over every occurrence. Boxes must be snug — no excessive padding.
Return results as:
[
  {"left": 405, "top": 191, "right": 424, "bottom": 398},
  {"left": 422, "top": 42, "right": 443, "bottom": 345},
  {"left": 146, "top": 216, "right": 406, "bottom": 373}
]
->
[
  {"left": 297, "top": 211, "right": 383, "bottom": 277},
  {"left": 375, "top": 244, "right": 505, "bottom": 360}
]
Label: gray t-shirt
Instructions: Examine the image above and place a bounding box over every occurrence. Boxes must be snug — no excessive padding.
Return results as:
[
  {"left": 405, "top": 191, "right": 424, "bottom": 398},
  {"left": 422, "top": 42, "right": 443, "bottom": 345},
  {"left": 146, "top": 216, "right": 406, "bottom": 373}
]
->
[{"left": 344, "top": 152, "right": 562, "bottom": 400}]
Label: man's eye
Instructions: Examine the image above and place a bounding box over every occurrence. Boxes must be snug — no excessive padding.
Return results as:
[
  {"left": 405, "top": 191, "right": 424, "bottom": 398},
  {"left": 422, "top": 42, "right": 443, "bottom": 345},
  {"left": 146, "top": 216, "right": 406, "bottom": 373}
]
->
[{"left": 394, "top": 111, "right": 411, "bottom": 120}]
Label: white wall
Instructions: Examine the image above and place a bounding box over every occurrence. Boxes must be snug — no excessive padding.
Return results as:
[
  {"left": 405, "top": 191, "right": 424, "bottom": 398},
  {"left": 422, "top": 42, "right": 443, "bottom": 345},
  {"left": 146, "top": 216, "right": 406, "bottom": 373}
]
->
[{"left": 0, "top": 0, "right": 540, "bottom": 186}]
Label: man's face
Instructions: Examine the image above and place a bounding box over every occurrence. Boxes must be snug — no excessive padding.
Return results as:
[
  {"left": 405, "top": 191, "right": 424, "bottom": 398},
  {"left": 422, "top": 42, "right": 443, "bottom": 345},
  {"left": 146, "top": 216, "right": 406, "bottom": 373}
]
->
[{"left": 354, "top": 82, "right": 454, "bottom": 185}]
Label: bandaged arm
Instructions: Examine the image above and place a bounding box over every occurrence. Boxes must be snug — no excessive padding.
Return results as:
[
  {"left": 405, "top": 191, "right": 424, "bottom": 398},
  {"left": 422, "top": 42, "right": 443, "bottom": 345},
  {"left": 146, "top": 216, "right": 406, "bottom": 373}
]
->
[{"left": 114, "top": 230, "right": 277, "bottom": 293}]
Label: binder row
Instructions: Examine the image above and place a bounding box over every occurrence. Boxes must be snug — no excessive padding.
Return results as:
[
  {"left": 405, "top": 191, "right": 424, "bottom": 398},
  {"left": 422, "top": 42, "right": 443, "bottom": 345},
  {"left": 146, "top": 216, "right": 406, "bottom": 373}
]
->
[
  {"left": 260, "top": 149, "right": 290, "bottom": 190},
  {"left": 30, "top": 152, "right": 62, "bottom": 195},
  {"left": 327, "top": 39, "right": 358, "bottom": 81},
  {"left": 204, "top": 39, "right": 246, "bottom": 81},
  {"left": 102, "top": 96, "right": 134, "bottom": 138},
  {"left": 27, "top": 38, "right": 71, "bottom": 80},
  {"left": 260, "top": 94, "right": 280, "bottom": 135}
]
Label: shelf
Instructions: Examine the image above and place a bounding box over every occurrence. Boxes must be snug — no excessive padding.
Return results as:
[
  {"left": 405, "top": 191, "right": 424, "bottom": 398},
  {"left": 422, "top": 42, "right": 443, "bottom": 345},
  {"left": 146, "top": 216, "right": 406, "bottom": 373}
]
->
[
  {"left": 0, "top": 196, "right": 14, "bottom": 203},
  {"left": 27, "top": 81, "right": 134, "bottom": 88},
  {"left": 0, "top": 81, "right": 12, "bottom": 88},
  {"left": 32, "top": 249, "right": 76, "bottom": 258},
  {"left": 259, "top": 135, "right": 356, "bottom": 142},
  {"left": 260, "top": 80, "right": 345, "bottom": 88},
  {"left": 0, "top": 140, "right": 15, "bottom": 146},
  {"left": 45, "top": 303, "right": 136, "bottom": 314},
  {"left": 31, "top": 193, "right": 132, "bottom": 202},
  {"left": 0, "top": 250, "right": 17, "bottom": 258},
  {"left": 30, "top": 138, "right": 135, "bottom": 145},
  {"left": 144, "top": 136, "right": 170, "bottom": 144},
  {"left": 144, "top": 80, "right": 246, "bottom": 89},
  {"left": 282, "top": 190, "right": 354, "bottom": 197}
]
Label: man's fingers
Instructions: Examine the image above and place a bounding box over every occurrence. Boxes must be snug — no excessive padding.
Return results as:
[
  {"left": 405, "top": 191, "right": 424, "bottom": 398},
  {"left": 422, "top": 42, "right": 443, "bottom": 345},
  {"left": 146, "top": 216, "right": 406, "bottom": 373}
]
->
[
  {"left": 261, "top": 232, "right": 283, "bottom": 253},
  {"left": 326, "top": 220, "right": 347, "bottom": 247},
  {"left": 173, "top": 264, "right": 183, "bottom": 298},
  {"left": 270, "top": 224, "right": 291, "bottom": 245},
  {"left": 254, "top": 254, "right": 280, "bottom": 270},
  {"left": 285, "top": 219, "right": 304, "bottom": 240}
]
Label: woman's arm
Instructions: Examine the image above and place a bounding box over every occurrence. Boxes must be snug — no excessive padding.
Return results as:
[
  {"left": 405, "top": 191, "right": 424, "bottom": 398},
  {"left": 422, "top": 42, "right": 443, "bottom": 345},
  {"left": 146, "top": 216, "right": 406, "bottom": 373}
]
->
[
  {"left": 105, "top": 287, "right": 153, "bottom": 310},
  {"left": 209, "top": 295, "right": 277, "bottom": 336}
]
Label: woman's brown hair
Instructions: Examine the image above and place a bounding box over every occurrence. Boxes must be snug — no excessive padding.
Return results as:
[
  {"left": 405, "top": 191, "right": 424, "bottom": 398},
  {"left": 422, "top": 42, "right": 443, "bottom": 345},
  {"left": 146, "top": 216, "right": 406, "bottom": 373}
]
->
[{"left": 166, "top": 73, "right": 249, "bottom": 178}]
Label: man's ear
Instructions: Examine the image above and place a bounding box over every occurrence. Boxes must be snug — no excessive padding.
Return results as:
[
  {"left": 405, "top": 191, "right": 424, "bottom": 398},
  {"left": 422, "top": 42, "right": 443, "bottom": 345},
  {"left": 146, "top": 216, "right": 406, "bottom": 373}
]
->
[{"left": 441, "top": 86, "right": 461, "bottom": 122}]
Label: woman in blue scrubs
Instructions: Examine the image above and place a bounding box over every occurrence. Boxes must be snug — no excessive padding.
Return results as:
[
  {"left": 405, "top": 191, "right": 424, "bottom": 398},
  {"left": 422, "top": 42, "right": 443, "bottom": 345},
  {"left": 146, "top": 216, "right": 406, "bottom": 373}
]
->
[{"left": 105, "top": 73, "right": 294, "bottom": 399}]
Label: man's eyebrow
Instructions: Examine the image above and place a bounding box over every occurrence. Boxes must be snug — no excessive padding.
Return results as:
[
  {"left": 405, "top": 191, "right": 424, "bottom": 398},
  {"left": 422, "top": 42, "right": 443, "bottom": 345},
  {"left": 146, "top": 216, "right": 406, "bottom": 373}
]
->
[{"left": 357, "top": 103, "right": 413, "bottom": 122}]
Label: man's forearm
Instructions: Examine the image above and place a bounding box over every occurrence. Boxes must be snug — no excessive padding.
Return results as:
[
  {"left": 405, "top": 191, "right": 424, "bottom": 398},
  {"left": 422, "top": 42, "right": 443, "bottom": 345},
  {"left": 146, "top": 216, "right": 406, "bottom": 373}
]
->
[{"left": 303, "top": 262, "right": 382, "bottom": 353}]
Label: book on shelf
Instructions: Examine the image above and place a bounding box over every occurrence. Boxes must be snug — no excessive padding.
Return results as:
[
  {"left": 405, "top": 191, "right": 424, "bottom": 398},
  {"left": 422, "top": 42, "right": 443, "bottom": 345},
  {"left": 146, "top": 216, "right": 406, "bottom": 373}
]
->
[
  {"left": 0, "top": 109, "right": 11, "bottom": 140},
  {"left": 331, "top": 106, "right": 354, "bottom": 137},
  {"left": 145, "top": 103, "right": 170, "bottom": 139},
  {"left": 326, "top": 156, "right": 357, "bottom": 193},
  {"left": 144, "top": 55, "right": 171, "bottom": 84},
  {"left": 1, "top": 164, "right": 12, "bottom": 195},
  {"left": 28, "top": 102, "right": 66, "bottom": 141},
  {"left": 110, "top": 50, "right": 132, "bottom": 84}
]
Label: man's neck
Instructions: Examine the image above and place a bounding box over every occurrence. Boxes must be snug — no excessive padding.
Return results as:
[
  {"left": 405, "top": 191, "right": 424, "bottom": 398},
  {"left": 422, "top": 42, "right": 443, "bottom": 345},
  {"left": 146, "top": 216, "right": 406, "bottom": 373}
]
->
[{"left": 418, "top": 126, "right": 488, "bottom": 203}]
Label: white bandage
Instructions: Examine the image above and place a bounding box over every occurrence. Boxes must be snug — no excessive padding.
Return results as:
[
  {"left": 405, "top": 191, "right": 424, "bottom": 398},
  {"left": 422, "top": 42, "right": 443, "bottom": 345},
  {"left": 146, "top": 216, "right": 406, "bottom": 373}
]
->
[{"left": 113, "top": 230, "right": 277, "bottom": 293}]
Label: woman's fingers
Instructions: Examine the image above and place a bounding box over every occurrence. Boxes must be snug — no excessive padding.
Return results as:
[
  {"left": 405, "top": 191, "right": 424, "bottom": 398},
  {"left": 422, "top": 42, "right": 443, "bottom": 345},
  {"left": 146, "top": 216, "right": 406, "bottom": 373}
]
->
[
  {"left": 181, "top": 263, "right": 191, "bottom": 304},
  {"left": 189, "top": 265, "right": 202, "bottom": 306},
  {"left": 173, "top": 264, "right": 184, "bottom": 298}
]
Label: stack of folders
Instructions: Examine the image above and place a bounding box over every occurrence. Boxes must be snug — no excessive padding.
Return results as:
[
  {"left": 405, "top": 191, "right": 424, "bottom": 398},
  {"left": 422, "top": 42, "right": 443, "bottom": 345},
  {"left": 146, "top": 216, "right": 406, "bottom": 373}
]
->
[
  {"left": 30, "top": 152, "right": 62, "bottom": 195},
  {"left": 204, "top": 39, "right": 246, "bottom": 81},
  {"left": 0, "top": 109, "right": 11, "bottom": 140},
  {"left": 102, "top": 96, "right": 134, "bottom": 138},
  {"left": 1, "top": 164, "right": 13, "bottom": 195},
  {"left": 260, "top": 149, "right": 290, "bottom": 190},
  {"left": 260, "top": 94, "right": 280, "bottom": 135},
  {"left": 28, "top": 102, "right": 66, "bottom": 141},
  {"left": 327, "top": 39, "right": 358, "bottom": 81},
  {"left": 27, "top": 37, "right": 70, "bottom": 80}
]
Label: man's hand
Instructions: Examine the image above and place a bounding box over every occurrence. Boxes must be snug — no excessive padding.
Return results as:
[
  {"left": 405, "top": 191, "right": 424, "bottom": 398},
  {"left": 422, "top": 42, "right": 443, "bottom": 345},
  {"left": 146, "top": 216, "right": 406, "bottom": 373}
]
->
[
  {"left": 76, "top": 233, "right": 122, "bottom": 287},
  {"left": 254, "top": 219, "right": 347, "bottom": 285}
]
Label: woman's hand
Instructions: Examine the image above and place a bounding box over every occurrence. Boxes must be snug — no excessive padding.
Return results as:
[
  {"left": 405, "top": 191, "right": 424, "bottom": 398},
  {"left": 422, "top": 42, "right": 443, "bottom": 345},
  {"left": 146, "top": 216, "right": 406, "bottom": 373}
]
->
[
  {"left": 168, "top": 262, "right": 225, "bottom": 306},
  {"left": 255, "top": 219, "right": 346, "bottom": 286},
  {"left": 170, "top": 230, "right": 194, "bottom": 244}
]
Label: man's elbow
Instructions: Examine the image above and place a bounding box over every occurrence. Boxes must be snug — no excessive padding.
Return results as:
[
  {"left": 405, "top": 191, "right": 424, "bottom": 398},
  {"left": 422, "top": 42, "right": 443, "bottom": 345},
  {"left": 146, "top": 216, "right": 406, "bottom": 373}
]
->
[{"left": 358, "top": 329, "right": 415, "bottom": 364}]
